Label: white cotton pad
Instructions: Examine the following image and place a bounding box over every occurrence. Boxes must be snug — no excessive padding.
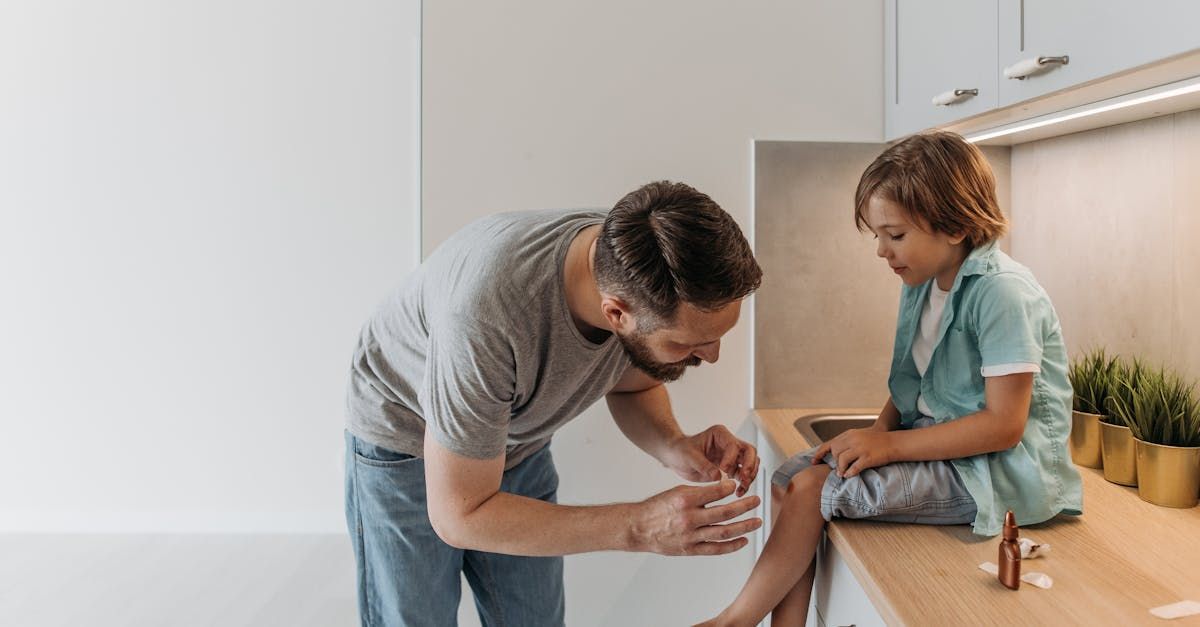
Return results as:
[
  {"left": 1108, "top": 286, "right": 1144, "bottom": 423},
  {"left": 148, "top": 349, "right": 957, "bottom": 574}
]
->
[
  {"left": 977, "top": 563, "right": 1053, "bottom": 589},
  {"left": 1020, "top": 571, "right": 1053, "bottom": 589},
  {"left": 1150, "top": 600, "right": 1200, "bottom": 620}
]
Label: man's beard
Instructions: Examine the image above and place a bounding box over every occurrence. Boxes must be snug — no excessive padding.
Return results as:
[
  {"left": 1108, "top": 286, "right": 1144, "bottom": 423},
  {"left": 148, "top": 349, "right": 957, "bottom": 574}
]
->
[{"left": 616, "top": 330, "right": 702, "bottom": 383}]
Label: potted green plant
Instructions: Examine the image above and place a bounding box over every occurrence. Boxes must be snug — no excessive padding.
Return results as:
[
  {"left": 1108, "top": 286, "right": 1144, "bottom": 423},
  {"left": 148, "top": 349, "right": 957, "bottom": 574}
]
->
[
  {"left": 1099, "top": 358, "right": 1143, "bottom": 486},
  {"left": 1068, "top": 349, "right": 1117, "bottom": 469},
  {"left": 1109, "top": 365, "right": 1200, "bottom": 508}
]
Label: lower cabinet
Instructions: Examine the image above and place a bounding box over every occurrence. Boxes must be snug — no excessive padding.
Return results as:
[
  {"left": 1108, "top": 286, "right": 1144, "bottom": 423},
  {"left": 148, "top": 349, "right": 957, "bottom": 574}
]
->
[{"left": 812, "top": 535, "right": 886, "bottom": 627}]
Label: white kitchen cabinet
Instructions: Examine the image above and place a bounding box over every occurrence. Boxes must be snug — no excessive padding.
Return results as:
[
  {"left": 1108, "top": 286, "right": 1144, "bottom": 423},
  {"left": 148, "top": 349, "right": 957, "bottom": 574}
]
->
[
  {"left": 885, "top": 0, "right": 1200, "bottom": 141},
  {"left": 813, "top": 535, "right": 886, "bottom": 627},
  {"left": 885, "top": 0, "right": 998, "bottom": 140},
  {"left": 997, "top": 0, "right": 1200, "bottom": 107}
]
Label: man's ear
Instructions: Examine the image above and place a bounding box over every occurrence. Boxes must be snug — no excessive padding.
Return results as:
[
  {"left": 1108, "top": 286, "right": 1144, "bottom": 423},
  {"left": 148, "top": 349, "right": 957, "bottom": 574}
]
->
[
  {"left": 947, "top": 231, "right": 968, "bottom": 247},
  {"left": 600, "top": 295, "right": 635, "bottom": 333}
]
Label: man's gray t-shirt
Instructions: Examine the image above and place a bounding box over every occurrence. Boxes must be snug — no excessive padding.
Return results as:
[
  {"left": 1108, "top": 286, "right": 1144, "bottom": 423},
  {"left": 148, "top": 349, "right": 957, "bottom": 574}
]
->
[{"left": 346, "top": 209, "right": 632, "bottom": 470}]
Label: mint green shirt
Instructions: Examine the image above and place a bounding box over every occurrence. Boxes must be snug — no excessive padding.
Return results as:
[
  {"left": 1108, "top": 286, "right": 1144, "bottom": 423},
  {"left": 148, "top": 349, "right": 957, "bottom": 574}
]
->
[{"left": 888, "top": 241, "right": 1083, "bottom": 536}]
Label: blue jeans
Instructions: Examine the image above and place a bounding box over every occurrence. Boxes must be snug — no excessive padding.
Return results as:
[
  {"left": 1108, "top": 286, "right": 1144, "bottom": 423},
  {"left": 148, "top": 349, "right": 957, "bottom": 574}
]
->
[{"left": 344, "top": 431, "right": 565, "bottom": 627}]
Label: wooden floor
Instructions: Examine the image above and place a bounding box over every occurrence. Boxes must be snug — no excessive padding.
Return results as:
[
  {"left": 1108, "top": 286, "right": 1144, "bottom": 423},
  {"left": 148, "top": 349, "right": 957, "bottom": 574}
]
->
[{"left": 0, "top": 534, "right": 359, "bottom": 627}]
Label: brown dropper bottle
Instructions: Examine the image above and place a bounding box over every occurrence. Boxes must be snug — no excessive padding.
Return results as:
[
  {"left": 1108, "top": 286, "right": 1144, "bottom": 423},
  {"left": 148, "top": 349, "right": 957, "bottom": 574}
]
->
[{"left": 998, "top": 510, "right": 1021, "bottom": 590}]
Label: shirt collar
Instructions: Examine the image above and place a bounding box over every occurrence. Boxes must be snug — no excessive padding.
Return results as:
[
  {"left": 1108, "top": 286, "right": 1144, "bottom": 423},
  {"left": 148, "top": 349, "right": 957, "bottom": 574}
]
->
[{"left": 959, "top": 239, "right": 1000, "bottom": 278}]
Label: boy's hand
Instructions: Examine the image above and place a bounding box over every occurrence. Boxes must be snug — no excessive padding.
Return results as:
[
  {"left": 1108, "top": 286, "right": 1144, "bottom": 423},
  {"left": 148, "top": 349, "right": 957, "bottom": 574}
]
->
[
  {"left": 812, "top": 428, "right": 896, "bottom": 479},
  {"left": 630, "top": 479, "right": 762, "bottom": 556},
  {"left": 659, "top": 425, "right": 760, "bottom": 497}
]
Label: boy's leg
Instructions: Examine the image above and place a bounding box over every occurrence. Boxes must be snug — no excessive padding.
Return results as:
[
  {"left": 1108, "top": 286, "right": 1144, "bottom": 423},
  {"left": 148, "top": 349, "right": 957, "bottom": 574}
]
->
[
  {"left": 463, "top": 445, "right": 565, "bottom": 627},
  {"left": 770, "top": 483, "right": 785, "bottom": 522},
  {"left": 765, "top": 481, "right": 817, "bottom": 625},
  {"left": 708, "top": 463, "right": 831, "bottom": 626},
  {"left": 344, "top": 431, "right": 465, "bottom": 627},
  {"left": 763, "top": 478, "right": 820, "bottom": 619},
  {"left": 771, "top": 559, "right": 817, "bottom": 626}
]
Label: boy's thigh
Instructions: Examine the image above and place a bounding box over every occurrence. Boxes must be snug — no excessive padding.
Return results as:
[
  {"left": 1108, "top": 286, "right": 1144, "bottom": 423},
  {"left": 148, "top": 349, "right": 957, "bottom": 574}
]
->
[
  {"left": 821, "top": 458, "right": 978, "bottom": 525},
  {"left": 345, "top": 432, "right": 464, "bottom": 627}
]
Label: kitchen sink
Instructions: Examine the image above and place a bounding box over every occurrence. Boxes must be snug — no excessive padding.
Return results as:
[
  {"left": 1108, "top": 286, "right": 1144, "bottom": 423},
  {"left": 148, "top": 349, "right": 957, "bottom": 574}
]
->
[{"left": 792, "top": 413, "right": 877, "bottom": 445}]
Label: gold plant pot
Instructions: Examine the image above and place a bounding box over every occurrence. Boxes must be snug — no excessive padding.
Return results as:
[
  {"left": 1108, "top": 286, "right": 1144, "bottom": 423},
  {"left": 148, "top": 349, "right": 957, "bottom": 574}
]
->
[
  {"left": 1070, "top": 410, "right": 1104, "bottom": 468},
  {"left": 1099, "top": 421, "right": 1137, "bottom": 486},
  {"left": 1134, "top": 439, "right": 1200, "bottom": 508}
]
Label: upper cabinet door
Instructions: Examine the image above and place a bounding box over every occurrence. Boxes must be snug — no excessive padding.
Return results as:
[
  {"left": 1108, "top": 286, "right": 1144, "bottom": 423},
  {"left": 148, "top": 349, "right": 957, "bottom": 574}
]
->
[
  {"left": 886, "top": 0, "right": 997, "bottom": 141},
  {"left": 998, "top": 0, "right": 1200, "bottom": 107}
]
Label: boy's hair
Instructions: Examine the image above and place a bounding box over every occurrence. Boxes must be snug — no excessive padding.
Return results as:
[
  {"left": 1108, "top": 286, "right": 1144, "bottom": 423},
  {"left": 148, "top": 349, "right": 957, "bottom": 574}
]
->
[
  {"left": 594, "top": 180, "right": 762, "bottom": 326},
  {"left": 854, "top": 131, "right": 1007, "bottom": 248}
]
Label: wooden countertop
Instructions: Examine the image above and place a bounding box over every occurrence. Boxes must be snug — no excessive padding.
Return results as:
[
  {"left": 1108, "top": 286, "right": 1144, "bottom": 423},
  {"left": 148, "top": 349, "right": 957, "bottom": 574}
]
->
[{"left": 754, "top": 408, "right": 1200, "bottom": 626}]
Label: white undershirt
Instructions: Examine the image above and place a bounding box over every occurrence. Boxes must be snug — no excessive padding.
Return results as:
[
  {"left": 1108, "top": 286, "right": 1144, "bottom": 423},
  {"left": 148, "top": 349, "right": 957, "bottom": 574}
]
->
[{"left": 913, "top": 281, "right": 1039, "bottom": 417}]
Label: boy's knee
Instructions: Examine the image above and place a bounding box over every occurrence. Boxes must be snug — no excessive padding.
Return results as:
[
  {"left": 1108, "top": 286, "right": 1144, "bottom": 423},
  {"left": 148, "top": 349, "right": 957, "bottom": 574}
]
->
[{"left": 785, "top": 464, "right": 830, "bottom": 501}]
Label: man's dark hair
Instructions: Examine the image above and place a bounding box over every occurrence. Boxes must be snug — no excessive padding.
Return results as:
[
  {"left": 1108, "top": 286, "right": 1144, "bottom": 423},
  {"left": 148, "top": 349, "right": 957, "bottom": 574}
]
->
[{"left": 593, "top": 180, "right": 762, "bottom": 326}]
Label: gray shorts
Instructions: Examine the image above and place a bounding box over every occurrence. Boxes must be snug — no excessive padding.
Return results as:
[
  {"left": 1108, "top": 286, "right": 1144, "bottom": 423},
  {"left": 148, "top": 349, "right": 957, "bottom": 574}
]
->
[{"left": 771, "top": 417, "right": 977, "bottom": 525}]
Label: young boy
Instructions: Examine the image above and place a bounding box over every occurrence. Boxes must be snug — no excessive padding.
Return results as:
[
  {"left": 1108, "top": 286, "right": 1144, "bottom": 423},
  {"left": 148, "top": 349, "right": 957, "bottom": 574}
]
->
[{"left": 699, "top": 132, "right": 1082, "bottom": 626}]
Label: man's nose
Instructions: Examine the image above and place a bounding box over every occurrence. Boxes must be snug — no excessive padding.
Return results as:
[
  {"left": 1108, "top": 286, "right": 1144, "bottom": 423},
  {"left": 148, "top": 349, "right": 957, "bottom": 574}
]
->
[{"left": 694, "top": 341, "right": 720, "bottom": 364}]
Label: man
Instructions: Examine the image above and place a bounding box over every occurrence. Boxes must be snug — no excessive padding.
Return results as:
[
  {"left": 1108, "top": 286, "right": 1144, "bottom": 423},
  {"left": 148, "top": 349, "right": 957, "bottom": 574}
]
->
[{"left": 344, "top": 180, "right": 764, "bottom": 626}]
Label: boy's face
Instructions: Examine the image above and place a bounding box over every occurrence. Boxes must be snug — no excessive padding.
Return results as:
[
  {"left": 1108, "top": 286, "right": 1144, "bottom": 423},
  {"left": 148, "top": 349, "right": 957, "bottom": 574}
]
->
[{"left": 864, "top": 195, "right": 968, "bottom": 291}]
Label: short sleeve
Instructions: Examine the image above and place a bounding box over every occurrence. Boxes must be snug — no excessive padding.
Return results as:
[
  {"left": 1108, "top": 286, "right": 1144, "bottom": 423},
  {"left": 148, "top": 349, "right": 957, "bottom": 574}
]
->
[
  {"left": 418, "top": 315, "right": 515, "bottom": 459},
  {"left": 971, "top": 273, "right": 1046, "bottom": 369},
  {"left": 980, "top": 362, "right": 1041, "bottom": 377}
]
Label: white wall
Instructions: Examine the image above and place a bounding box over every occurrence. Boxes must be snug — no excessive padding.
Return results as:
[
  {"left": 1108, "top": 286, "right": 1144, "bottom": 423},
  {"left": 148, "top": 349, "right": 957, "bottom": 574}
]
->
[
  {"left": 422, "top": 2, "right": 883, "bottom": 624},
  {"left": 0, "top": 0, "right": 420, "bottom": 533}
]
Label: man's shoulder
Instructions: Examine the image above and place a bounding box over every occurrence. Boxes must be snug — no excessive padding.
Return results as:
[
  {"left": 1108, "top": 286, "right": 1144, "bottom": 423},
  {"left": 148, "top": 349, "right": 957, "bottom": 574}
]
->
[
  {"left": 462, "top": 208, "right": 606, "bottom": 237},
  {"left": 425, "top": 209, "right": 604, "bottom": 332},
  {"left": 432, "top": 209, "right": 603, "bottom": 269}
]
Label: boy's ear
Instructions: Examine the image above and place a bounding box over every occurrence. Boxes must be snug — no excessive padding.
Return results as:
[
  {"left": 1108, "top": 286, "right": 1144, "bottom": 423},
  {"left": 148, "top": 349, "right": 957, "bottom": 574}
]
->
[{"left": 947, "top": 231, "right": 968, "bottom": 246}]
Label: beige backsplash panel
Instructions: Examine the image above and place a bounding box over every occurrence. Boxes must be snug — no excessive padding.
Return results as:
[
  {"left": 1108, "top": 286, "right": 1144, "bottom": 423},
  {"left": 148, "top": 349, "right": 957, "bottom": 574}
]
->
[
  {"left": 753, "top": 141, "right": 1011, "bottom": 409},
  {"left": 1010, "top": 109, "right": 1200, "bottom": 383}
]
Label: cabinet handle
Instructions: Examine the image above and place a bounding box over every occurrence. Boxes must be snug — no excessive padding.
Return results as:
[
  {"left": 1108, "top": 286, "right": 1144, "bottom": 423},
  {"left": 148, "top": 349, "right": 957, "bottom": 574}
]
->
[
  {"left": 1004, "top": 55, "right": 1070, "bottom": 80},
  {"left": 931, "top": 89, "right": 978, "bottom": 106}
]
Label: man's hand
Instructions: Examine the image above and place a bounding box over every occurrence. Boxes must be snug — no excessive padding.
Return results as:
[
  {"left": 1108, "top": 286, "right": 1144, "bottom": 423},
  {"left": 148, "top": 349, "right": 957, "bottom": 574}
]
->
[
  {"left": 630, "top": 479, "right": 761, "bottom": 556},
  {"left": 659, "top": 425, "right": 760, "bottom": 497},
  {"left": 811, "top": 428, "right": 896, "bottom": 479}
]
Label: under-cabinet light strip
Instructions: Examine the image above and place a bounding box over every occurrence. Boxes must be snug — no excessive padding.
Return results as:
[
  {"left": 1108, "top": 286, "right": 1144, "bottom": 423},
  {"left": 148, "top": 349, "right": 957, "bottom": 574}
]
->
[{"left": 965, "top": 76, "right": 1200, "bottom": 143}]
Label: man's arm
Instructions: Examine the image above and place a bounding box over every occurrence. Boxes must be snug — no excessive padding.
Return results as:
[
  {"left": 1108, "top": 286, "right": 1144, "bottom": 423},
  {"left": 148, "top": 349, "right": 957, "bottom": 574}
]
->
[
  {"left": 605, "top": 367, "right": 759, "bottom": 496},
  {"left": 422, "top": 430, "right": 761, "bottom": 557},
  {"left": 604, "top": 367, "right": 686, "bottom": 466}
]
